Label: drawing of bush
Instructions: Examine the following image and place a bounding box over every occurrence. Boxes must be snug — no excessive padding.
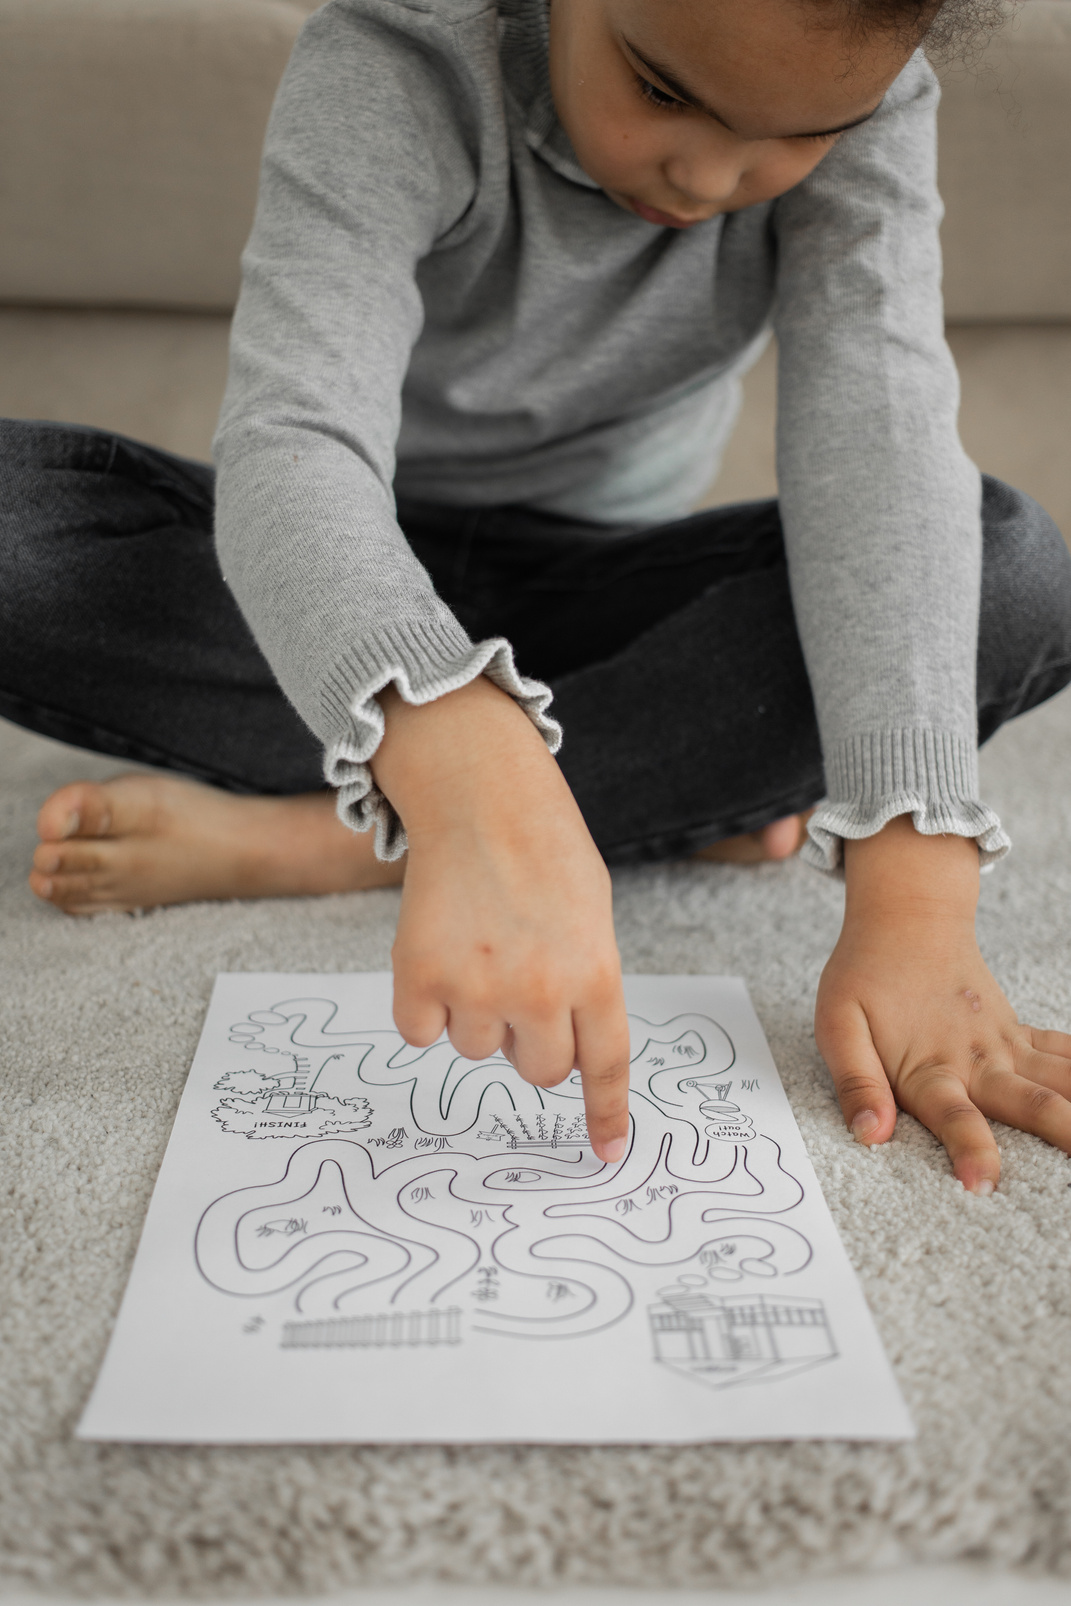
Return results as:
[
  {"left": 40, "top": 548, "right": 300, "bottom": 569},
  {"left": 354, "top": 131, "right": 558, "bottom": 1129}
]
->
[
  {"left": 210, "top": 1070, "right": 373, "bottom": 1139},
  {"left": 212, "top": 1069, "right": 278, "bottom": 1097}
]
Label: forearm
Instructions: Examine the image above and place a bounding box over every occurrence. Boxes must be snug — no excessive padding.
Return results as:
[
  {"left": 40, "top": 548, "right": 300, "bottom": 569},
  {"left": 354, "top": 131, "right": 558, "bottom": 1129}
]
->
[{"left": 773, "top": 59, "right": 1003, "bottom": 872}]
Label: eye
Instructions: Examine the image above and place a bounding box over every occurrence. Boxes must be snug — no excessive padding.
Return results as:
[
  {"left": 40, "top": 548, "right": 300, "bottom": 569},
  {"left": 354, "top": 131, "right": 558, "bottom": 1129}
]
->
[{"left": 635, "top": 74, "right": 688, "bottom": 113}]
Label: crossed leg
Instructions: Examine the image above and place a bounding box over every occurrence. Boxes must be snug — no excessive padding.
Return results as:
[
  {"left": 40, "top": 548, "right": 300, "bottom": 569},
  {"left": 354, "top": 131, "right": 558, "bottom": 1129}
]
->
[{"left": 29, "top": 772, "right": 805, "bottom": 913}]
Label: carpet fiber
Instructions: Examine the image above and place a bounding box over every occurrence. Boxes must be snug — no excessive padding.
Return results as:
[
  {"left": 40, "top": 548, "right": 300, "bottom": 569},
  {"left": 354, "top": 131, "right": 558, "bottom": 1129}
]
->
[{"left": 2, "top": 694, "right": 1070, "bottom": 1596}]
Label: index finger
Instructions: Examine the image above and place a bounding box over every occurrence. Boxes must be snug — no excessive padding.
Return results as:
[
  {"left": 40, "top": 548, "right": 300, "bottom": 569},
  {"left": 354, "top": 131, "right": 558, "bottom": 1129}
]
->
[{"left": 572, "top": 984, "right": 632, "bottom": 1165}]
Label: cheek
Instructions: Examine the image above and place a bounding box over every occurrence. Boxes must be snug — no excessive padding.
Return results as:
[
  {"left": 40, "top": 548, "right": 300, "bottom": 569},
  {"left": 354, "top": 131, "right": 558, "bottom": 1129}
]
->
[
  {"left": 564, "top": 95, "right": 663, "bottom": 188},
  {"left": 745, "top": 146, "right": 833, "bottom": 205}
]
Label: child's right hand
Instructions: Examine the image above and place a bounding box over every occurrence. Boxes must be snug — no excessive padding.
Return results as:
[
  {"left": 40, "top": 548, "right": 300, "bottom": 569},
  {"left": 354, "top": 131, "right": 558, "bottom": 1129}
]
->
[{"left": 371, "top": 676, "right": 632, "bottom": 1162}]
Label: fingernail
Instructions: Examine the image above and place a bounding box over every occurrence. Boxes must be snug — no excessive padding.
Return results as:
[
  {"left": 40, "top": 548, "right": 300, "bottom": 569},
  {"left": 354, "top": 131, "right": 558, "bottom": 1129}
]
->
[
  {"left": 851, "top": 1110, "right": 880, "bottom": 1143},
  {"left": 970, "top": 1179, "right": 996, "bottom": 1196},
  {"left": 61, "top": 810, "right": 80, "bottom": 839},
  {"left": 38, "top": 851, "right": 60, "bottom": 874},
  {"left": 37, "top": 878, "right": 53, "bottom": 899},
  {"left": 600, "top": 1136, "right": 627, "bottom": 1164}
]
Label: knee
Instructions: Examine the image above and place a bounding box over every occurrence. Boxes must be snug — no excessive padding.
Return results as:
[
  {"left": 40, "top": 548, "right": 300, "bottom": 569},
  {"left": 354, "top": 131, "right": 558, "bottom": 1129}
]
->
[{"left": 978, "top": 475, "right": 1071, "bottom": 735}]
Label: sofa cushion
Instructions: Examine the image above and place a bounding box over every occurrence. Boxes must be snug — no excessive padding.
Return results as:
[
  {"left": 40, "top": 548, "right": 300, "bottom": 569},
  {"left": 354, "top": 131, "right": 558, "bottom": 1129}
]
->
[
  {"left": 0, "top": 306, "right": 231, "bottom": 458},
  {"left": 939, "top": 0, "right": 1071, "bottom": 319},
  {"left": 0, "top": 0, "right": 1068, "bottom": 316},
  {"left": 2, "top": 309, "right": 1066, "bottom": 543},
  {"left": 705, "top": 325, "right": 1071, "bottom": 537},
  {"left": 0, "top": 0, "right": 306, "bottom": 310}
]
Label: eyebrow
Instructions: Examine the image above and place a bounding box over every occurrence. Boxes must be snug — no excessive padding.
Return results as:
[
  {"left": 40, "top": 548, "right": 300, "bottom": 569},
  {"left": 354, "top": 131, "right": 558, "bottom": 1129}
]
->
[{"left": 621, "top": 38, "right": 884, "bottom": 139}]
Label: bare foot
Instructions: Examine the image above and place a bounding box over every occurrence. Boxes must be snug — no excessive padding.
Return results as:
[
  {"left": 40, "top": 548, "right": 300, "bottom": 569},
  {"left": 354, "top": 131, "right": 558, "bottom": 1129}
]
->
[
  {"left": 695, "top": 812, "right": 813, "bottom": 866},
  {"left": 30, "top": 773, "right": 404, "bottom": 914}
]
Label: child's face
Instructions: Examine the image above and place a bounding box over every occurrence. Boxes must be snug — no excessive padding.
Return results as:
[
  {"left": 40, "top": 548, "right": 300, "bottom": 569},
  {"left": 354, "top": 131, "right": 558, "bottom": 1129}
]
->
[{"left": 549, "top": 0, "right": 918, "bottom": 227}]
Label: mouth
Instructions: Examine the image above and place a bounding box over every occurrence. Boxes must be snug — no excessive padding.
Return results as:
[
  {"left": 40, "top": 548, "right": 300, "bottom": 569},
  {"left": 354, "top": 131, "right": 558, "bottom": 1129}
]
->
[{"left": 629, "top": 198, "right": 704, "bottom": 229}]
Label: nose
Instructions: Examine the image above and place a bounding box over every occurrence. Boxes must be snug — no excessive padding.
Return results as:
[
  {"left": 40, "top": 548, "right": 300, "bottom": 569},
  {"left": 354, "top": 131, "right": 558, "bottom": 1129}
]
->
[{"left": 662, "top": 143, "right": 746, "bottom": 211}]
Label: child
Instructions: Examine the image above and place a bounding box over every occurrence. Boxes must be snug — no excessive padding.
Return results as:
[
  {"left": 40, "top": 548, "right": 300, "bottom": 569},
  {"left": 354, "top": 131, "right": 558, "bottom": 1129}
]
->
[{"left": 4, "top": 0, "right": 1071, "bottom": 1189}]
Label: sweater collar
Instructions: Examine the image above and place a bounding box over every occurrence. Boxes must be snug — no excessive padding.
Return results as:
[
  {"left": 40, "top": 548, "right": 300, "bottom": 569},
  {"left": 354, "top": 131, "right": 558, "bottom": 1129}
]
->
[{"left": 497, "top": 0, "right": 601, "bottom": 189}]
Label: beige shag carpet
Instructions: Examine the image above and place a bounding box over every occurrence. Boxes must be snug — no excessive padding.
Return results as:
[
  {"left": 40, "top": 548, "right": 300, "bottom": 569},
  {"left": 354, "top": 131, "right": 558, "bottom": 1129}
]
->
[{"left": 1, "top": 692, "right": 1070, "bottom": 1597}]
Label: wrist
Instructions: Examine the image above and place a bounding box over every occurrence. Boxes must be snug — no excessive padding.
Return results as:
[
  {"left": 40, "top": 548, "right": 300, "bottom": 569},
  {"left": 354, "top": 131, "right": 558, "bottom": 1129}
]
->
[
  {"left": 842, "top": 813, "right": 979, "bottom": 932},
  {"left": 371, "top": 676, "right": 570, "bottom": 840}
]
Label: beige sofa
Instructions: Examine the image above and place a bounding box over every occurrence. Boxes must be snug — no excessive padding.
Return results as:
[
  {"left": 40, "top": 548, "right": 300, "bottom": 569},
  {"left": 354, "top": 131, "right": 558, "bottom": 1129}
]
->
[{"left": 1, "top": 0, "right": 1069, "bottom": 531}]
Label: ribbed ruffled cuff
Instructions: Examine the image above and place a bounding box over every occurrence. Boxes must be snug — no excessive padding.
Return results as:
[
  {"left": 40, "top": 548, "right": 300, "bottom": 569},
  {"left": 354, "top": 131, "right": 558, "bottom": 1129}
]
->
[
  {"left": 320, "top": 617, "right": 560, "bottom": 861},
  {"left": 802, "top": 727, "right": 1010, "bottom": 875}
]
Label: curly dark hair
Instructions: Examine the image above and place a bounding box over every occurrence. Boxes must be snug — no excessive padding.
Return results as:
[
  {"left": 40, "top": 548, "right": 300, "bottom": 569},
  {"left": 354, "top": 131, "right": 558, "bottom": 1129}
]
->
[{"left": 814, "top": 0, "right": 1011, "bottom": 60}]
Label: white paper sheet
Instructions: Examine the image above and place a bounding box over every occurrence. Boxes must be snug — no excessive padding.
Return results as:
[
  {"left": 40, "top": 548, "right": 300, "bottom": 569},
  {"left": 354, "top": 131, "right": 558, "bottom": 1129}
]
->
[{"left": 77, "top": 973, "right": 913, "bottom": 1443}]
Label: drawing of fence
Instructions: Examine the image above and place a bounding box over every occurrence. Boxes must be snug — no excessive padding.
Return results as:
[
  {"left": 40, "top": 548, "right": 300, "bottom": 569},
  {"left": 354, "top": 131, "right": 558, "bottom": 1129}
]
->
[
  {"left": 476, "top": 1110, "right": 589, "bottom": 1149},
  {"left": 281, "top": 1307, "right": 463, "bottom": 1350}
]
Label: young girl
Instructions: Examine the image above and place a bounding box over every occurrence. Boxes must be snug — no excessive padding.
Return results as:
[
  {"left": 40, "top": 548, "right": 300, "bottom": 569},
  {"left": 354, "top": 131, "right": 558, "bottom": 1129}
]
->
[{"left": 4, "top": 0, "right": 1071, "bottom": 1189}]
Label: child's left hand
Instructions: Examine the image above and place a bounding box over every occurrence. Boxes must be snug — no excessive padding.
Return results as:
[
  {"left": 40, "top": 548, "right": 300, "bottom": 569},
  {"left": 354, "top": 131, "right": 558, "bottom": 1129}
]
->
[{"left": 815, "top": 814, "right": 1071, "bottom": 1193}]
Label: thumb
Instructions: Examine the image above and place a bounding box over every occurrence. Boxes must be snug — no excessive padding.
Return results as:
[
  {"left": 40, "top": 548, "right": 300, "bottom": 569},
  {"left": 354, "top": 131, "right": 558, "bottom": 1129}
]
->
[{"left": 815, "top": 994, "right": 897, "bottom": 1146}]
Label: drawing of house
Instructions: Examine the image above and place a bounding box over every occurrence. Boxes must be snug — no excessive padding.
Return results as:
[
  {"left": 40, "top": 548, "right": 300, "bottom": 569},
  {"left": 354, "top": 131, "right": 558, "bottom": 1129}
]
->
[{"left": 649, "top": 1287, "right": 835, "bottom": 1389}]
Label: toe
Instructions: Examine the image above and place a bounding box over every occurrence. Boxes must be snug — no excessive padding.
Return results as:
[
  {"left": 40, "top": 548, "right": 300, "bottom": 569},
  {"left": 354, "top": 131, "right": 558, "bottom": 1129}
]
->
[
  {"left": 695, "top": 832, "right": 768, "bottom": 865},
  {"left": 33, "top": 840, "right": 107, "bottom": 877},
  {"left": 30, "top": 866, "right": 117, "bottom": 912},
  {"left": 28, "top": 868, "right": 54, "bottom": 904},
  {"left": 761, "top": 815, "right": 804, "bottom": 861},
  {"left": 37, "top": 781, "right": 114, "bottom": 842}
]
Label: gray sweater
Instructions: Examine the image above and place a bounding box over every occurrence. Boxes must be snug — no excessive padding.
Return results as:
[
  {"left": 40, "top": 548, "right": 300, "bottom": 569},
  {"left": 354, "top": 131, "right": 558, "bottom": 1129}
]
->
[{"left": 214, "top": 0, "right": 1008, "bottom": 870}]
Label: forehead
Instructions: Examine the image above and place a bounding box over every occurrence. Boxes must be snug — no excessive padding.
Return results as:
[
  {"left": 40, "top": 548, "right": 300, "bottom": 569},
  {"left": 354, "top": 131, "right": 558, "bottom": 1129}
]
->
[{"left": 606, "top": 0, "right": 911, "bottom": 140}]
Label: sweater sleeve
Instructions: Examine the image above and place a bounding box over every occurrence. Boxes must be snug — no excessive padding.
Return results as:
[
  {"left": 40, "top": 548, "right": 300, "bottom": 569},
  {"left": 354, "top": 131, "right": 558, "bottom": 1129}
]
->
[
  {"left": 772, "top": 53, "right": 1008, "bottom": 873},
  {"left": 212, "top": 0, "right": 558, "bottom": 860}
]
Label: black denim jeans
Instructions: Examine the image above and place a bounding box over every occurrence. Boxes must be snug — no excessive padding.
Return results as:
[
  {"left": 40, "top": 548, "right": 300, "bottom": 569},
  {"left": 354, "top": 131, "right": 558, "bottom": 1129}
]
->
[{"left": 3, "top": 418, "right": 1071, "bottom": 864}]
